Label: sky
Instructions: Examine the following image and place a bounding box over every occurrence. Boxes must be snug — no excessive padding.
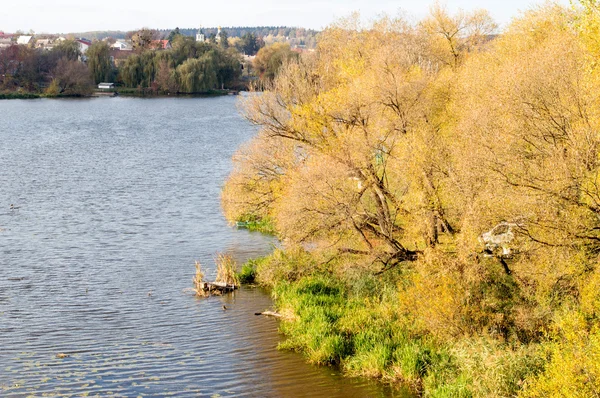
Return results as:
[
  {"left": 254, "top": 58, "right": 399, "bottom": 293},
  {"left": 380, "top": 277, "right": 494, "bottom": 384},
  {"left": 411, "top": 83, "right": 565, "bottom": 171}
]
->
[{"left": 0, "top": 0, "right": 571, "bottom": 34}]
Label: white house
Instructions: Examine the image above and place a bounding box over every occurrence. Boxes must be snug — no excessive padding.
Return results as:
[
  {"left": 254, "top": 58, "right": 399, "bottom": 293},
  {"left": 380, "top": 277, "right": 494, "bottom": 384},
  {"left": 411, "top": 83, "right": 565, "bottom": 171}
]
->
[
  {"left": 36, "top": 38, "right": 53, "bottom": 50},
  {"left": 16, "top": 35, "right": 33, "bottom": 45},
  {"left": 76, "top": 38, "right": 92, "bottom": 54},
  {"left": 111, "top": 40, "right": 132, "bottom": 51},
  {"left": 0, "top": 38, "right": 12, "bottom": 49}
]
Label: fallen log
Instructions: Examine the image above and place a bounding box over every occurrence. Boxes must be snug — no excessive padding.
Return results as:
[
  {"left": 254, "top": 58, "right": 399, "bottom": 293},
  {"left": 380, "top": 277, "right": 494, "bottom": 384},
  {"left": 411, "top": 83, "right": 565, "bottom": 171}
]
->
[{"left": 254, "top": 311, "right": 283, "bottom": 318}]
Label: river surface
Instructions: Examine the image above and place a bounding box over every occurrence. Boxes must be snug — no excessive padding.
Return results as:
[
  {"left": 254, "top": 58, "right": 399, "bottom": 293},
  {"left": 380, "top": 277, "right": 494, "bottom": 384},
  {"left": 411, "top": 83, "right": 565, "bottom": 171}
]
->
[{"left": 0, "top": 97, "right": 400, "bottom": 397}]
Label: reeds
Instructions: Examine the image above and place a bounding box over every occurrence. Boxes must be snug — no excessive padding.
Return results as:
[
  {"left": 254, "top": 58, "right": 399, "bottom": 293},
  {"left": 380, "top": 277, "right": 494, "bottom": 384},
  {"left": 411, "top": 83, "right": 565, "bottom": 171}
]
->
[
  {"left": 193, "top": 260, "right": 208, "bottom": 297},
  {"left": 193, "top": 255, "right": 239, "bottom": 298},
  {"left": 215, "top": 253, "right": 240, "bottom": 287}
]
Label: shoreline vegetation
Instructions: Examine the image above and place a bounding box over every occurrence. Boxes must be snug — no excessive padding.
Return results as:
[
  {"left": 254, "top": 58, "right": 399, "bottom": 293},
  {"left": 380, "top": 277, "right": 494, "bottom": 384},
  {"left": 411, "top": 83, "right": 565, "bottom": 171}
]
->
[
  {"left": 0, "top": 27, "right": 300, "bottom": 100},
  {"left": 223, "top": 2, "right": 600, "bottom": 397},
  {"left": 0, "top": 88, "right": 240, "bottom": 100}
]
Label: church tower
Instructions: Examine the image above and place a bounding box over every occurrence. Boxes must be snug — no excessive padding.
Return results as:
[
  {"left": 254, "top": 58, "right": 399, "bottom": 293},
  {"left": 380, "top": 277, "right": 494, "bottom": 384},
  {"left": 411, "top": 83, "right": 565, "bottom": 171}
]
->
[{"left": 196, "top": 27, "right": 205, "bottom": 42}]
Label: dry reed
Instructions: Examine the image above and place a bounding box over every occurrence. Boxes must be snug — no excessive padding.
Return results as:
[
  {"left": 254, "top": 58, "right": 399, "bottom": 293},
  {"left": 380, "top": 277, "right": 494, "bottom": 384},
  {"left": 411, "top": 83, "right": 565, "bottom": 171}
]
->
[
  {"left": 193, "top": 260, "right": 208, "bottom": 297},
  {"left": 215, "top": 253, "right": 240, "bottom": 286}
]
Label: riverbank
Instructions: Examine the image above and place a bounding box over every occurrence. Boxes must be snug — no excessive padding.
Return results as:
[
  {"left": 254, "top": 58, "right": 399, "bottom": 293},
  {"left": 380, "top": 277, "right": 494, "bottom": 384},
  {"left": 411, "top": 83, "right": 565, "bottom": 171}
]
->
[
  {"left": 0, "top": 89, "right": 241, "bottom": 100},
  {"left": 0, "top": 92, "right": 101, "bottom": 100},
  {"left": 239, "top": 249, "right": 547, "bottom": 397},
  {"left": 115, "top": 88, "right": 241, "bottom": 98},
  {"left": 0, "top": 92, "right": 41, "bottom": 99}
]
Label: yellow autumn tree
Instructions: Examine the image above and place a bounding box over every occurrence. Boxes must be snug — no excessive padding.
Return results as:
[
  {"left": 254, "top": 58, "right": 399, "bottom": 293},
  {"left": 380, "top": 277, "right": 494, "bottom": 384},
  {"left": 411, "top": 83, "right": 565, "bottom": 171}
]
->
[
  {"left": 228, "top": 14, "right": 471, "bottom": 270},
  {"left": 223, "top": 2, "right": 600, "bottom": 395}
]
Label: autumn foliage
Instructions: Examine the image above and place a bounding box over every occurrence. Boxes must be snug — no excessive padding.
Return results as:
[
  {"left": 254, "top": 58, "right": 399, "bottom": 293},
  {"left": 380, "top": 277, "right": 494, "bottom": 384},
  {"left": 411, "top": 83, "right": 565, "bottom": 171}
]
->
[{"left": 223, "top": 2, "right": 600, "bottom": 395}]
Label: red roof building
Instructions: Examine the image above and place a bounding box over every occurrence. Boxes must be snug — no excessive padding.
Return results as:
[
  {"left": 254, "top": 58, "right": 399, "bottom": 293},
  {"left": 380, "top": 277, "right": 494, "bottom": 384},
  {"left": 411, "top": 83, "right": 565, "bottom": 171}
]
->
[{"left": 150, "top": 40, "right": 171, "bottom": 50}]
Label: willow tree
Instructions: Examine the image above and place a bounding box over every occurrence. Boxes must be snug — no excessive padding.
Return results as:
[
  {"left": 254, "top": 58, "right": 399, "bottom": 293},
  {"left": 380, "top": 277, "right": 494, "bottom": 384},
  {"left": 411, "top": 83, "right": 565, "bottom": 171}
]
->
[
  {"left": 120, "top": 53, "right": 143, "bottom": 88},
  {"left": 253, "top": 43, "right": 298, "bottom": 81},
  {"left": 487, "top": 4, "right": 600, "bottom": 393},
  {"left": 119, "top": 51, "right": 160, "bottom": 88},
  {"left": 224, "top": 13, "right": 485, "bottom": 270},
  {"left": 50, "top": 40, "right": 81, "bottom": 62},
  {"left": 139, "top": 50, "right": 159, "bottom": 87},
  {"left": 171, "top": 35, "right": 202, "bottom": 65},
  {"left": 452, "top": 5, "right": 600, "bottom": 253},
  {"left": 87, "top": 41, "right": 112, "bottom": 84},
  {"left": 420, "top": 2, "right": 497, "bottom": 69},
  {"left": 176, "top": 54, "right": 217, "bottom": 93}
]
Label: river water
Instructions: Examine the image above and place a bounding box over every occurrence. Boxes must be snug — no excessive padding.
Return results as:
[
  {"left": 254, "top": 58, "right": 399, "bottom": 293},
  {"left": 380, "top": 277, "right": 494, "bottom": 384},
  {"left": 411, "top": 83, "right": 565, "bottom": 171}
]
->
[{"left": 0, "top": 97, "right": 399, "bottom": 397}]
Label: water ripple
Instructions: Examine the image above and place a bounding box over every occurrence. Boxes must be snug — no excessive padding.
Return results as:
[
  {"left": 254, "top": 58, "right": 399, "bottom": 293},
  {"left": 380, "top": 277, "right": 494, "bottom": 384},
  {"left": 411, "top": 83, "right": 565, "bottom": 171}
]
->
[{"left": 0, "top": 97, "right": 397, "bottom": 397}]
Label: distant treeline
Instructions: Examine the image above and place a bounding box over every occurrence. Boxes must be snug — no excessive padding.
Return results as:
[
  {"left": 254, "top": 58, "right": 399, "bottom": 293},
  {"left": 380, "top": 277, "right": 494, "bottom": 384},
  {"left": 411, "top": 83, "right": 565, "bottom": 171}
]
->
[
  {"left": 55, "top": 30, "right": 129, "bottom": 40},
  {"left": 160, "top": 26, "right": 318, "bottom": 40},
  {"left": 63, "top": 27, "right": 319, "bottom": 48}
]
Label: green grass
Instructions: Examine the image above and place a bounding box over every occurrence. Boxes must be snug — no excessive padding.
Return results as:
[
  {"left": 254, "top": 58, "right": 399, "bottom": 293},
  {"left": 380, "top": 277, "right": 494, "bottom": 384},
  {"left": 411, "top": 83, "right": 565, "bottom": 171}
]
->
[
  {"left": 257, "top": 252, "right": 547, "bottom": 397},
  {"left": 0, "top": 92, "right": 41, "bottom": 99},
  {"left": 271, "top": 274, "right": 465, "bottom": 395},
  {"left": 237, "top": 258, "right": 261, "bottom": 284},
  {"left": 234, "top": 214, "right": 276, "bottom": 234}
]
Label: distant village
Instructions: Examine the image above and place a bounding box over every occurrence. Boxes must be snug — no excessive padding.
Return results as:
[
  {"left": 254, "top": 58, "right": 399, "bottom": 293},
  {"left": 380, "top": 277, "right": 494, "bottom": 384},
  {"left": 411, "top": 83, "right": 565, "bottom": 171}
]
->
[
  {"left": 0, "top": 26, "right": 316, "bottom": 60},
  {"left": 0, "top": 26, "right": 318, "bottom": 98}
]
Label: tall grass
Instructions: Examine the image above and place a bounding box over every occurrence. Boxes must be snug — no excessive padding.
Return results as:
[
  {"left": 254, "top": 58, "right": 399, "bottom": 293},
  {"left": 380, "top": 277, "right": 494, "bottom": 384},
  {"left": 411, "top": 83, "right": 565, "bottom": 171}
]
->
[
  {"left": 273, "top": 275, "right": 460, "bottom": 395},
  {"left": 215, "top": 253, "right": 239, "bottom": 286},
  {"left": 237, "top": 258, "right": 260, "bottom": 284},
  {"left": 193, "top": 261, "right": 208, "bottom": 297}
]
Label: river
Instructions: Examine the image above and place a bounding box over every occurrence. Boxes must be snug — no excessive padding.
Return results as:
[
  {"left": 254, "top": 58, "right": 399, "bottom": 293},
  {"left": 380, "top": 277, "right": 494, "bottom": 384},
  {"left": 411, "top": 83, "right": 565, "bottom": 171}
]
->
[{"left": 0, "top": 96, "right": 398, "bottom": 397}]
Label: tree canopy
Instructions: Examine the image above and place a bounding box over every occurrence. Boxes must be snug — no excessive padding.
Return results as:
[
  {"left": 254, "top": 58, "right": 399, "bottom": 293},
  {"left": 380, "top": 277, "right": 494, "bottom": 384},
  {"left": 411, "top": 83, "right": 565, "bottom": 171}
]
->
[
  {"left": 253, "top": 43, "right": 298, "bottom": 82},
  {"left": 223, "top": 4, "right": 600, "bottom": 394}
]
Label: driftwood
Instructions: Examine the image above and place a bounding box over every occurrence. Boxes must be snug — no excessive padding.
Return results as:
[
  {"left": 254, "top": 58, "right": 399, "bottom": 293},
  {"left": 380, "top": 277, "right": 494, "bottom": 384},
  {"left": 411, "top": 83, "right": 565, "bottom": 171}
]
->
[
  {"left": 254, "top": 311, "right": 283, "bottom": 318},
  {"left": 201, "top": 281, "right": 238, "bottom": 293}
]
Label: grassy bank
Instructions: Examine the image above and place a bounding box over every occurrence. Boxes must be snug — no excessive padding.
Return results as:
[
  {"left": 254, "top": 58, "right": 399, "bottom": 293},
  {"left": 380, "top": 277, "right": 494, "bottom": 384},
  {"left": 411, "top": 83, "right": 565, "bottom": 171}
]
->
[
  {"left": 0, "top": 92, "right": 41, "bottom": 100},
  {"left": 0, "top": 91, "right": 97, "bottom": 100},
  {"left": 116, "top": 87, "right": 239, "bottom": 97},
  {"left": 240, "top": 250, "right": 558, "bottom": 397}
]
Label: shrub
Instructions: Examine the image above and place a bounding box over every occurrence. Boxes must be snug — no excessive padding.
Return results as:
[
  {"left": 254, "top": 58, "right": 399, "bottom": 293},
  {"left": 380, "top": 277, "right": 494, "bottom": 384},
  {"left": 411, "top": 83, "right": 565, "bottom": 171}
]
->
[
  {"left": 255, "top": 247, "right": 316, "bottom": 287},
  {"left": 238, "top": 259, "right": 258, "bottom": 284}
]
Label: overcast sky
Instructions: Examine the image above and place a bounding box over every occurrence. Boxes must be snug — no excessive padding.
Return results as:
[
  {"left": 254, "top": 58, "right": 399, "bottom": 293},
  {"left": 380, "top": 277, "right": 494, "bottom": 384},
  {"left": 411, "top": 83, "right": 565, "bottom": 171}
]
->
[{"left": 0, "top": 0, "right": 570, "bottom": 33}]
